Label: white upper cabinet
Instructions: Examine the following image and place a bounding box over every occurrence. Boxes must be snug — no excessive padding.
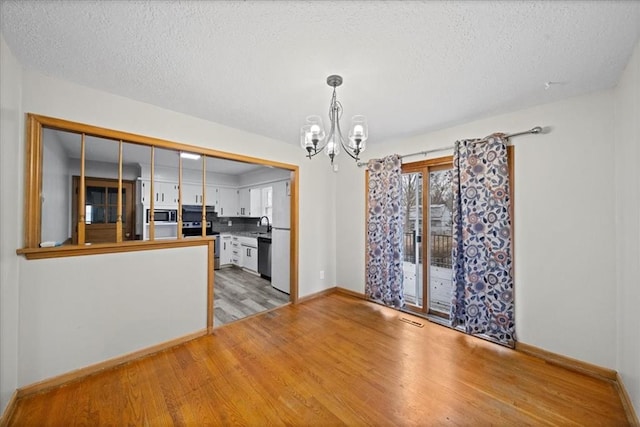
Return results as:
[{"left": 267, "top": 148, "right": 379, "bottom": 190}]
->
[
  {"left": 138, "top": 179, "right": 179, "bottom": 207},
  {"left": 182, "top": 183, "right": 203, "bottom": 205},
  {"left": 205, "top": 185, "right": 217, "bottom": 208},
  {"left": 218, "top": 187, "right": 238, "bottom": 217},
  {"left": 249, "top": 188, "right": 262, "bottom": 217},
  {"left": 238, "top": 188, "right": 250, "bottom": 216}
]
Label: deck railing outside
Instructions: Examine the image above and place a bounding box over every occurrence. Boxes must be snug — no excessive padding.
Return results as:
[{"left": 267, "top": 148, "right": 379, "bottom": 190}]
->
[{"left": 403, "top": 231, "right": 452, "bottom": 268}]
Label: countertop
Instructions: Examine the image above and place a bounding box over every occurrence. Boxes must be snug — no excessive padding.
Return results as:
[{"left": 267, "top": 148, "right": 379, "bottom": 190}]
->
[{"left": 219, "top": 231, "right": 271, "bottom": 239}]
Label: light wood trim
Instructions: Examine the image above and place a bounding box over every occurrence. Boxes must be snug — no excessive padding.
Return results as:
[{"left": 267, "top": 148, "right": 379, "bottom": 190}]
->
[
  {"left": 201, "top": 156, "right": 206, "bottom": 238},
  {"left": 616, "top": 372, "right": 640, "bottom": 426},
  {"left": 296, "top": 287, "right": 336, "bottom": 304},
  {"left": 116, "top": 140, "right": 123, "bottom": 243},
  {"left": 149, "top": 147, "right": 155, "bottom": 240},
  {"left": 178, "top": 155, "right": 183, "bottom": 239},
  {"left": 21, "top": 114, "right": 299, "bottom": 303},
  {"left": 0, "top": 391, "right": 18, "bottom": 427},
  {"left": 24, "top": 115, "right": 42, "bottom": 248},
  {"left": 28, "top": 113, "right": 296, "bottom": 171},
  {"left": 364, "top": 169, "right": 370, "bottom": 299},
  {"left": 289, "top": 168, "right": 299, "bottom": 304},
  {"left": 335, "top": 286, "right": 366, "bottom": 300},
  {"left": 507, "top": 145, "right": 515, "bottom": 295},
  {"left": 17, "top": 236, "right": 214, "bottom": 260},
  {"left": 207, "top": 240, "right": 214, "bottom": 332},
  {"left": 16, "top": 328, "right": 208, "bottom": 399},
  {"left": 25, "top": 113, "right": 300, "bottom": 246},
  {"left": 515, "top": 342, "right": 617, "bottom": 381},
  {"left": 77, "top": 134, "right": 86, "bottom": 245},
  {"left": 401, "top": 155, "right": 454, "bottom": 171}
]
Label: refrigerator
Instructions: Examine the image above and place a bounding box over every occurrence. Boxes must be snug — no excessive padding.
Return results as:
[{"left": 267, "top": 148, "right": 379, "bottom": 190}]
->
[{"left": 271, "top": 179, "right": 290, "bottom": 294}]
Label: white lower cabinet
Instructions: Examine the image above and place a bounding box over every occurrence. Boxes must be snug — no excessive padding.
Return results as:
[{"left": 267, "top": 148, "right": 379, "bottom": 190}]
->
[
  {"left": 241, "top": 242, "right": 258, "bottom": 272},
  {"left": 231, "top": 236, "right": 241, "bottom": 266},
  {"left": 220, "top": 235, "right": 232, "bottom": 266}
]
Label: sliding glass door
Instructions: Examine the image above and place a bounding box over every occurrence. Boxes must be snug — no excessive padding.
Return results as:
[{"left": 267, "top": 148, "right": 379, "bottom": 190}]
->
[{"left": 401, "top": 157, "right": 454, "bottom": 319}]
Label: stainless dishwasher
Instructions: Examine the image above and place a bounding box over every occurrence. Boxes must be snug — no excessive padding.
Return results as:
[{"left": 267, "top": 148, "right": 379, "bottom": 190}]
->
[{"left": 258, "top": 236, "right": 272, "bottom": 280}]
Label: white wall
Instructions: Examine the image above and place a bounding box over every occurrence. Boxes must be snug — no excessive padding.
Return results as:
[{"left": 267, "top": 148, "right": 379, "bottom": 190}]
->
[
  {"left": 614, "top": 40, "right": 640, "bottom": 414},
  {"left": 18, "top": 246, "right": 208, "bottom": 386},
  {"left": 0, "top": 36, "right": 23, "bottom": 413},
  {"left": 336, "top": 90, "right": 619, "bottom": 369}
]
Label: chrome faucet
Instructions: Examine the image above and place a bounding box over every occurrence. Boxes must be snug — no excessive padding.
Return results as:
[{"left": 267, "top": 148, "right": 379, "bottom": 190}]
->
[{"left": 259, "top": 216, "right": 272, "bottom": 232}]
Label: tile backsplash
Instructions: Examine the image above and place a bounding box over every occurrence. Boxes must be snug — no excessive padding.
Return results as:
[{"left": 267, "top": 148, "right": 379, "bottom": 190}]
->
[{"left": 210, "top": 216, "right": 269, "bottom": 234}]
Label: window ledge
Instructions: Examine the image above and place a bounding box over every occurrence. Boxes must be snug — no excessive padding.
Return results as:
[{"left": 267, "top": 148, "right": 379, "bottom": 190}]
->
[{"left": 16, "top": 237, "right": 215, "bottom": 260}]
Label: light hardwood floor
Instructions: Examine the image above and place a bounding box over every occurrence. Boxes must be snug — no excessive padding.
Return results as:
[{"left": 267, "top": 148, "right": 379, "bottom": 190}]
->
[
  {"left": 7, "top": 293, "right": 630, "bottom": 426},
  {"left": 214, "top": 267, "right": 289, "bottom": 327}
]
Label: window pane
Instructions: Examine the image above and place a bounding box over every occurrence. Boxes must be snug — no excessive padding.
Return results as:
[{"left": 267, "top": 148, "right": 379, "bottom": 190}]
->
[
  {"left": 108, "top": 206, "right": 117, "bottom": 223},
  {"left": 428, "top": 168, "right": 453, "bottom": 315},
  {"left": 86, "top": 186, "right": 105, "bottom": 204},
  {"left": 401, "top": 172, "right": 423, "bottom": 308},
  {"left": 108, "top": 187, "right": 118, "bottom": 204},
  {"left": 86, "top": 205, "right": 105, "bottom": 224}
]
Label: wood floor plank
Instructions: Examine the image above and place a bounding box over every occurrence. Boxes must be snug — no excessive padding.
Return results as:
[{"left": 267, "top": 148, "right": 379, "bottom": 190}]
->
[{"left": 7, "top": 293, "right": 630, "bottom": 426}]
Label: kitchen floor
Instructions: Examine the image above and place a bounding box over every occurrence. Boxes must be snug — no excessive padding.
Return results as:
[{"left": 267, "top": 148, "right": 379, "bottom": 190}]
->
[{"left": 214, "top": 267, "right": 290, "bottom": 327}]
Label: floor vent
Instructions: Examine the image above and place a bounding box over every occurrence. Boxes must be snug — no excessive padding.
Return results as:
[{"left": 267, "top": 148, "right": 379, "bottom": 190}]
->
[{"left": 399, "top": 317, "right": 424, "bottom": 328}]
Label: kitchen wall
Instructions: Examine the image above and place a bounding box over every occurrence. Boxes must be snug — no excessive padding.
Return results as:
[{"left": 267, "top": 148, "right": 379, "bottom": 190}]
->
[
  {"left": 1, "top": 38, "right": 336, "bottom": 405},
  {"left": 0, "top": 35, "right": 22, "bottom": 415},
  {"left": 614, "top": 40, "right": 640, "bottom": 414},
  {"left": 336, "top": 90, "right": 618, "bottom": 370},
  {"left": 41, "top": 131, "right": 70, "bottom": 242}
]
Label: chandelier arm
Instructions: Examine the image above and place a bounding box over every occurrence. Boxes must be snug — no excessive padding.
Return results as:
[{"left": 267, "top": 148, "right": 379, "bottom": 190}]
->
[
  {"left": 307, "top": 144, "right": 328, "bottom": 158},
  {"left": 335, "top": 118, "right": 358, "bottom": 160}
]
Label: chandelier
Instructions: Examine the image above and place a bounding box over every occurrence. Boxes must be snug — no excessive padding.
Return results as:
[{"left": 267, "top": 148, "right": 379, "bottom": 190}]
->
[{"left": 300, "top": 75, "right": 368, "bottom": 164}]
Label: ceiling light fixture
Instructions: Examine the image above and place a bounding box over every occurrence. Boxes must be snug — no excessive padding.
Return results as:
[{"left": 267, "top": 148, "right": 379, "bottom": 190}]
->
[
  {"left": 180, "top": 152, "right": 201, "bottom": 160},
  {"left": 300, "top": 75, "right": 368, "bottom": 164}
]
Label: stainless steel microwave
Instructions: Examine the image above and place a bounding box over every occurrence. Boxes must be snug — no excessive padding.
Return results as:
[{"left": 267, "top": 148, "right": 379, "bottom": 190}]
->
[{"left": 146, "top": 209, "right": 177, "bottom": 223}]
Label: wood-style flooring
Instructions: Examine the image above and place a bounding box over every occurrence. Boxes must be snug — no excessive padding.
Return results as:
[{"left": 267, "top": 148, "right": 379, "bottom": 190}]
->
[
  {"left": 7, "top": 293, "right": 630, "bottom": 426},
  {"left": 214, "top": 267, "right": 289, "bottom": 327}
]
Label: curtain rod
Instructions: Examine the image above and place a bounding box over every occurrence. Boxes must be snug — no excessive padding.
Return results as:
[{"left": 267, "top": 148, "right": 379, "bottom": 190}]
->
[{"left": 356, "top": 126, "right": 544, "bottom": 167}]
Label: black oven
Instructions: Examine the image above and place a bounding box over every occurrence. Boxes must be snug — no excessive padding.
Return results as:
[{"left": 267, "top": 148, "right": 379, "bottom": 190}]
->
[{"left": 146, "top": 209, "right": 177, "bottom": 223}]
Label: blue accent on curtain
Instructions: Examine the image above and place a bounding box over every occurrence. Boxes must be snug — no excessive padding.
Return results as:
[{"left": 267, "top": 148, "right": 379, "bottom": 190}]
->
[
  {"left": 366, "top": 154, "right": 405, "bottom": 309},
  {"left": 449, "top": 134, "right": 516, "bottom": 347}
]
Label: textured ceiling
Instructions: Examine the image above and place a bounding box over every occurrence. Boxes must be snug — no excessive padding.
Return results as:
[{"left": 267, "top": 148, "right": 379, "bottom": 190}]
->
[{"left": 2, "top": 1, "right": 639, "bottom": 147}]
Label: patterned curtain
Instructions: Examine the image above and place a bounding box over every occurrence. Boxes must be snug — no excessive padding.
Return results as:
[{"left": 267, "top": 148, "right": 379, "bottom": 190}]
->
[
  {"left": 366, "top": 155, "right": 404, "bottom": 309},
  {"left": 449, "top": 134, "right": 516, "bottom": 347}
]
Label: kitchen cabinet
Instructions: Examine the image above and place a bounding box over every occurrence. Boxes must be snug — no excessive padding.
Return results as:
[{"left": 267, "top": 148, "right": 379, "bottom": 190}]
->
[
  {"left": 249, "top": 188, "right": 262, "bottom": 217},
  {"left": 238, "top": 188, "right": 250, "bottom": 216},
  {"left": 220, "top": 234, "right": 232, "bottom": 266},
  {"left": 154, "top": 181, "right": 179, "bottom": 206},
  {"left": 138, "top": 180, "right": 178, "bottom": 207},
  {"left": 240, "top": 236, "right": 258, "bottom": 273},
  {"left": 205, "top": 185, "right": 217, "bottom": 208},
  {"left": 231, "top": 236, "right": 241, "bottom": 266},
  {"left": 182, "top": 183, "right": 204, "bottom": 205},
  {"left": 216, "top": 187, "right": 238, "bottom": 217}
]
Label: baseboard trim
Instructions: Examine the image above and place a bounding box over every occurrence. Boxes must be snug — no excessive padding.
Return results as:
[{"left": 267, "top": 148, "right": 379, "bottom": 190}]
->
[
  {"left": 296, "top": 287, "right": 336, "bottom": 304},
  {"left": 0, "top": 391, "right": 18, "bottom": 427},
  {"left": 17, "top": 328, "right": 208, "bottom": 398},
  {"left": 334, "top": 286, "right": 366, "bottom": 300},
  {"left": 515, "top": 342, "right": 617, "bottom": 381},
  {"left": 616, "top": 373, "right": 640, "bottom": 426}
]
